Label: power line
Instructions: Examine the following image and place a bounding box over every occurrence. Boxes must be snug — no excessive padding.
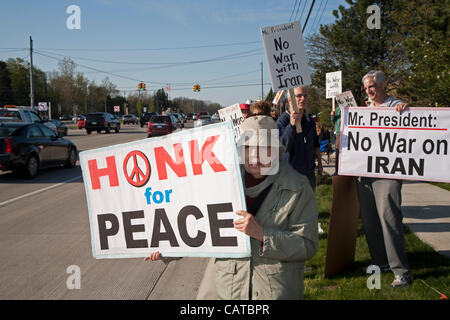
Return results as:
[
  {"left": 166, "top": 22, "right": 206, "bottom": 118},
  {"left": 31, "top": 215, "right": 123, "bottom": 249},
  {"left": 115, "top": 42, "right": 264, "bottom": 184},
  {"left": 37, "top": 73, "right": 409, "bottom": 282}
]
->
[
  {"left": 34, "top": 41, "right": 260, "bottom": 52},
  {"left": 308, "top": 0, "right": 323, "bottom": 35},
  {"left": 302, "top": 0, "right": 316, "bottom": 33},
  {"left": 311, "top": 0, "right": 329, "bottom": 34},
  {"left": 289, "top": 0, "right": 298, "bottom": 22},
  {"left": 298, "top": 0, "right": 309, "bottom": 23},
  {"left": 293, "top": 0, "right": 303, "bottom": 21}
]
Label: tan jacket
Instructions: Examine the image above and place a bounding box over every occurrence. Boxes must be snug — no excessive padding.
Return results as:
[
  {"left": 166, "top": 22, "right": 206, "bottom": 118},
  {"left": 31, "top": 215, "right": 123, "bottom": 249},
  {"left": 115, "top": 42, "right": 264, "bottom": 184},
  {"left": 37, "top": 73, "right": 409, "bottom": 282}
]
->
[{"left": 215, "top": 161, "right": 319, "bottom": 300}]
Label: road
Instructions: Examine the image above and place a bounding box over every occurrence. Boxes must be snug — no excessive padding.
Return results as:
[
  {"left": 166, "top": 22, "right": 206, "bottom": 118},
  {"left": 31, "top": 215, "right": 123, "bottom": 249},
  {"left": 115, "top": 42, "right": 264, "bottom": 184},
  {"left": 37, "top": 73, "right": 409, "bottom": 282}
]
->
[{"left": 0, "top": 123, "right": 209, "bottom": 299}]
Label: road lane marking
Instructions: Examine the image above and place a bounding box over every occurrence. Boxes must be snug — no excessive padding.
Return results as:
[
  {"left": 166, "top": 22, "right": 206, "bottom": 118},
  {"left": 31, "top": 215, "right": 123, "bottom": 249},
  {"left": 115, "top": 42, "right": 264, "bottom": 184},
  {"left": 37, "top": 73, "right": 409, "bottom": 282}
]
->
[{"left": 0, "top": 175, "right": 83, "bottom": 208}]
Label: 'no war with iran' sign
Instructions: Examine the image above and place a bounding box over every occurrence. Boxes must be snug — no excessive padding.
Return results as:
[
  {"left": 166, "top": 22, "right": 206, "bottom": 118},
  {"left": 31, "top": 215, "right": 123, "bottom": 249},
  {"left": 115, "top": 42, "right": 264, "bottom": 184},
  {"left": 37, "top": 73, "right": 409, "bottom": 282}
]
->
[
  {"left": 261, "top": 21, "right": 311, "bottom": 92},
  {"left": 339, "top": 107, "right": 450, "bottom": 183},
  {"left": 79, "top": 121, "right": 250, "bottom": 259}
]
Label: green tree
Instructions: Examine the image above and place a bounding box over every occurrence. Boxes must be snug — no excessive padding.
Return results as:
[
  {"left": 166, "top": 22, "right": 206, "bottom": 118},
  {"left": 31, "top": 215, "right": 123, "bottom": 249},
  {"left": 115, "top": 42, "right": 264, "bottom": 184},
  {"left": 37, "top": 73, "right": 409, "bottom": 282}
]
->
[
  {"left": 154, "top": 88, "right": 169, "bottom": 113},
  {"left": 306, "top": 0, "right": 405, "bottom": 105},
  {"left": 265, "top": 88, "right": 275, "bottom": 103},
  {"left": 0, "top": 61, "right": 14, "bottom": 106},
  {"left": 392, "top": 0, "right": 450, "bottom": 106}
]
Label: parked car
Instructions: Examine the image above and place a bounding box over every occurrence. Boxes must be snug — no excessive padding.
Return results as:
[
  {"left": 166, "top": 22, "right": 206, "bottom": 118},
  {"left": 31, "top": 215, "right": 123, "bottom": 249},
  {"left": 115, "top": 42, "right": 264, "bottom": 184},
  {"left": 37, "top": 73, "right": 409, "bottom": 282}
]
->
[
  {"left": 147, "top": 115, "right": 178, "bottom": 138},
  {"left": 140, "top": 112, "right": 159, "bottom": 127},
  {"left": 123, "top": 114, "right": 138, "bottom": 125},
  {"left": 195, "top": 115, "right": 213, "bottom": 127},
  {"left": 85, "top": 112, "right": 120, "bottom": 134},
  {"left": 0, "top": 106, "right": 58, "bottom": 134},
  {"left": 0, "top": 122, "right": 78, "bottom": 178},
  {"left": 48, "top": 119, "right": 68, "bottom": 137},
  {"left": 212, "top": 113, "right": 220, "bottom": 121},
  {"left": 59, "top": 114, "right": 73, "bottom": 121}
]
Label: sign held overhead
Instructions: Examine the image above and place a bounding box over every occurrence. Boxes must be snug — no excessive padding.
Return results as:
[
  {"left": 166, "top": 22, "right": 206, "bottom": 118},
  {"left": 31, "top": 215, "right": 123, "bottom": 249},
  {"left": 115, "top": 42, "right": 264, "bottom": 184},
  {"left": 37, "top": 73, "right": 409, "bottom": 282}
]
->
[{"left": 261, "top": 21, "right": 311, "bottom": 92}]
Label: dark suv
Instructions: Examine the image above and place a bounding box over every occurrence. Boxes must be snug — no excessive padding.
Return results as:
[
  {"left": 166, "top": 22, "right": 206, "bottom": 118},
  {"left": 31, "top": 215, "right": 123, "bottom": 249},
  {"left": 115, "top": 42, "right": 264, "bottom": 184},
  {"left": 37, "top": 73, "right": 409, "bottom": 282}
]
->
[
  {"left": 140, "top": 112, "right": 159, "bottom": 127},
  {"left": 85, "top": 112, "right": 120, "bottom": 134}
]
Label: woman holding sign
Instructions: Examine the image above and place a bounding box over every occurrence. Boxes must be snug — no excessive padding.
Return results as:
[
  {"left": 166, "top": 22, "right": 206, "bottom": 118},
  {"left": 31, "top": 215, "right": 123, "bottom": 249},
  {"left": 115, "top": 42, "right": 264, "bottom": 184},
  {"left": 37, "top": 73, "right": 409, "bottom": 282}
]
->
[{"left": 145, "top": 116, "right": 319, "bottom": 300}]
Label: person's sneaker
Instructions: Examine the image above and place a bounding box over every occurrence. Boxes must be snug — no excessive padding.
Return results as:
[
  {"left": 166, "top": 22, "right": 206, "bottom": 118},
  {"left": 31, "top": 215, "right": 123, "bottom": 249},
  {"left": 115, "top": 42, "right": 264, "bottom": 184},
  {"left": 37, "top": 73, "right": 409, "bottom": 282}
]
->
[
  {"left": 364, "top": 264, "right": 391, "bottom": 273},
  {"left": 391, "top": 274, "right": 413, "bottom": 288},
  {"left": 318, "top": 223, "right": 324, "bottom": 235}
]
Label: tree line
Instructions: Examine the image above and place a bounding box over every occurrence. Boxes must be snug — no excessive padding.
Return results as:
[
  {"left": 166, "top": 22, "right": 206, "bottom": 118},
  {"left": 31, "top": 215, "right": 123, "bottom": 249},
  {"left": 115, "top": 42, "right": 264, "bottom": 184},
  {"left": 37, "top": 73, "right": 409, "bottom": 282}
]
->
[{"left": 0, "top": 57, "right": 222, "bottom": 117}]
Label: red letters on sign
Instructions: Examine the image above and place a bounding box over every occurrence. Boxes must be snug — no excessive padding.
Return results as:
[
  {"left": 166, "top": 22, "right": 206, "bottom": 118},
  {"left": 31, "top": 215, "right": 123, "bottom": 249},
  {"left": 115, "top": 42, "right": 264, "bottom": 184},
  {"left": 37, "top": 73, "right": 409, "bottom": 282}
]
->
[
  {"left": 189, "top": 135, "right": 227, "bottom": 175},
  {"left": 154, "top": 143, "right": 187, "bottom": 180},
  {"left": 88, "top": 156, "right": 119, "bottom": 190}
]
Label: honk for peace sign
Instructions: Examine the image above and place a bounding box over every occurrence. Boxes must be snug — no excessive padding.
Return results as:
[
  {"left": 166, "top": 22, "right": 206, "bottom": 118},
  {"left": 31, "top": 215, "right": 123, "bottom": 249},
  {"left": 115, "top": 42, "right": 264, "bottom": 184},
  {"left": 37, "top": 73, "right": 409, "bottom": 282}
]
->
[{"left": 80, "top": 122, "right": 250, "bottom": 259}]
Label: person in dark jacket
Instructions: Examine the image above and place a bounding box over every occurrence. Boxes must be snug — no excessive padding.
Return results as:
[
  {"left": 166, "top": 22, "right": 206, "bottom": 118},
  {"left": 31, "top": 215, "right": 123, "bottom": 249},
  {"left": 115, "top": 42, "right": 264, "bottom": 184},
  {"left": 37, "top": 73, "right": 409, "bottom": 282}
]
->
[{"left": 276, "top": 86, "right": 323, "bottom": 192}]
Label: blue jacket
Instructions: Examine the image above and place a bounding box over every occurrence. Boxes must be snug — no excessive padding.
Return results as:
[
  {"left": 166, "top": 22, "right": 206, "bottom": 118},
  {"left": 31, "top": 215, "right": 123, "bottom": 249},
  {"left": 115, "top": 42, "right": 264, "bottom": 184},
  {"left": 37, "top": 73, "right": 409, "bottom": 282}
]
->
[{"left": 277, "top": 111, "right": 319, "bottom": 176}]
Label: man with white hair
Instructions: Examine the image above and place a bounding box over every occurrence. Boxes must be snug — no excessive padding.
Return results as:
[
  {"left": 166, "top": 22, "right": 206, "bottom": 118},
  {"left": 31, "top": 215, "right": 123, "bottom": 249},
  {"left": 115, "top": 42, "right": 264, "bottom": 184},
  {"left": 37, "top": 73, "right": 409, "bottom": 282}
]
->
[{"left": 358, "top": 70, "right": 412, "bottom": 288}]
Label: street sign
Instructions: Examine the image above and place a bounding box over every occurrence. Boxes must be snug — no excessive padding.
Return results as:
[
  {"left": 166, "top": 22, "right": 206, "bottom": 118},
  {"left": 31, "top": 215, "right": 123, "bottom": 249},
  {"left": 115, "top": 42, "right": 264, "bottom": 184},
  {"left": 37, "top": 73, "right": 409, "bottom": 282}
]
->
[{"left": 38, "top": 102, "right": 48, "bottom": 111}]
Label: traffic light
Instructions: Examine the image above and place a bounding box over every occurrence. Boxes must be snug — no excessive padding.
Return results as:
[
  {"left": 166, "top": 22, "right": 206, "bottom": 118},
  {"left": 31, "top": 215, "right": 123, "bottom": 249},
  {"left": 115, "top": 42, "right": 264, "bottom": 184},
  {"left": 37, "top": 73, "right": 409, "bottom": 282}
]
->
[
  {"left": 138, "top": 83, "right": 142, "bottom": 91},
  {"left": 194, "top": 84, "right": 200, "bottom": 92},
  {"left": 143, "top": 83, "right": 146, "bottom": 91}
]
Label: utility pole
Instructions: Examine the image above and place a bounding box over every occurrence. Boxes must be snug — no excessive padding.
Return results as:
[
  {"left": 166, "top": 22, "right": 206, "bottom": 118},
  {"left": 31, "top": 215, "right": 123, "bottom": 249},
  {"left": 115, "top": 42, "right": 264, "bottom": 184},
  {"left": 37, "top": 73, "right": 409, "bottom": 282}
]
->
[
  {"left": 260, "top": 62, "right": 264, "bottom": 100},
  {"left": 29, "top": 36, "right": 34, "bottom": 109}
]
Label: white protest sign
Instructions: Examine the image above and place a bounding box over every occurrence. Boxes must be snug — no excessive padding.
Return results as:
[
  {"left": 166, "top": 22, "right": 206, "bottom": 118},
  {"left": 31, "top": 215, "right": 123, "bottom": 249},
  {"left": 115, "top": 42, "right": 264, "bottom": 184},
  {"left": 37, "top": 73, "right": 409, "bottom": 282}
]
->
[
  {"left": 326, "top": 71, "right": 342, "bottom": 99},
  {"left": 79, "top": 122, "right": 250, "bottom": 259},
  {"left": 335, "top": 91, "right": 357, "bottom": 109},
  {"left": 261, "top": 21, "right": 311, "bottom": 92},
  {"left": 339, "top": 107, "right": 450, "bottom": 182},
  {"left": 114, "top": 105, "right": 120, "bottom": 112},
  {"left": 218, "top": 104, "right": 244, "bottom": 141}
]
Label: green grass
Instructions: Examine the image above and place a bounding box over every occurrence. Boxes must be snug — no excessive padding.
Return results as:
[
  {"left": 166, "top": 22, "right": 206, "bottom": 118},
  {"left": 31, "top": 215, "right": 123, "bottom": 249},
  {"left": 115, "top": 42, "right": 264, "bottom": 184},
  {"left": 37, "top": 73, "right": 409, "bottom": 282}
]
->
[
  {"left": 304, "top": 178, "right": 450, "bottom": 300},
  {"left": 430, "top": 182, "right": 450, "bottom": 192}
]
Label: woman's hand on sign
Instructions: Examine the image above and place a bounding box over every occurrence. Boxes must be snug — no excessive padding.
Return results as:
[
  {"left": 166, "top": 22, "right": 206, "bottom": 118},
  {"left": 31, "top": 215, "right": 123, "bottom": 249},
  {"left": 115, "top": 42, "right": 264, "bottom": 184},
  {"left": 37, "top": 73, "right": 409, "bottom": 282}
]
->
[
  {"left": 234, "top": 211, "right": 264, "bottom": 242},
  {"left": 144, "top": 251, "right": 162, "bottom": 261},
  {"left": 395, "top": 102, "right": 409, "bottom": 114}
]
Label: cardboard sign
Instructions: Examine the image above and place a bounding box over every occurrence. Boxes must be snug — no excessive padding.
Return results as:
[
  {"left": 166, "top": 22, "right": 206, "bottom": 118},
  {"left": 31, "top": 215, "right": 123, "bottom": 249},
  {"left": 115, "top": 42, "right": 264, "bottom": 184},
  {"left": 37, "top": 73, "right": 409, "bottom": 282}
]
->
[
  {"left": 326, "top": 71, "right": 342, "bottom": 99},
  {"left": 261, "top": 21, "right": 311, "bottom": 92},
  {"left": 218, "top": 104, "right": 245, "bottom": 140},
  {"left": 324, "top": 176, "right": 360, "bottom": 278},
  {"left": 339, "top": 107, "right": 450, "bottom": 182},
  {"left": 335, "top": 91, "right": 357, "bottom": 109},
  {"left": 79, "top": 122, "right": 250, "bottom": 259}
]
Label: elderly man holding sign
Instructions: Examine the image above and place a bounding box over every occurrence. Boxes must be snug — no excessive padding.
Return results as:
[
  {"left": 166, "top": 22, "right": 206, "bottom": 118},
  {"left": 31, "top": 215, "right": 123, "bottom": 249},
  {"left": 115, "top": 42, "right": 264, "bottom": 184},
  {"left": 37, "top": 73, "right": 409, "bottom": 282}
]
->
[
  {"left": 146, "top": 116, "right": 319, "bottom": 300},
  {"left": 357, "top": 70, "right": 413, "bottom": 288}
]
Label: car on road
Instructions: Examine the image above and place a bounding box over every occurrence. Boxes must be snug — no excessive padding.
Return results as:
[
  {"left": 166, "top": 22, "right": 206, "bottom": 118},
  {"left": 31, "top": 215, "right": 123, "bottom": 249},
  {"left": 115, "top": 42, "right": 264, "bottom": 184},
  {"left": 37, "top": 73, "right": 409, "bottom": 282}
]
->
[
  {"left": 59, "top": 114, "right": 73, "bottom": 121},
  {"left": 195, "top": 114, "right": 213, "bottom": 127},
  {"left": 0, "top": 122, "right": 78, "bottom": 178},
  {"left": 147, "top": 115, "right": 178, "bottom": 138},
  {"left": 140, "top": 112, "right": 159, "bottom": 127},
  {"left": 172, "top": 113, "right": 185, "bottom": 128},
  {"left": 85, "top": 112, "right": 120, "bottom": 134},
  {"left": 48, "top": 119, "right": 68, "bottom": 137},
  {"left": 123, "top": 114, "right": 138, "bottom": 125},
  {"left": 0, "top": 106, "right": 58, "bottom": 134}
]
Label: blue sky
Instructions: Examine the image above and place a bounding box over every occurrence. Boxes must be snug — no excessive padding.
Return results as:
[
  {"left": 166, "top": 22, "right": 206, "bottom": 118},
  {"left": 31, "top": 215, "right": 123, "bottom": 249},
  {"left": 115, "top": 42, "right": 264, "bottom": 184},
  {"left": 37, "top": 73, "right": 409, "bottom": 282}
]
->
[{"left": 0, "top": 0, "right": 349, "bottom": 107}]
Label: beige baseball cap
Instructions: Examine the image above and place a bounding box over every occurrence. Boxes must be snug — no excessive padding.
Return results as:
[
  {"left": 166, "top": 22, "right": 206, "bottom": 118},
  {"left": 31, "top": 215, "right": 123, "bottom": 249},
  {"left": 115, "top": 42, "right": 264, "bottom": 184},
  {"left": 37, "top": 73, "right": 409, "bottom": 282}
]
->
[{"left": 237, "top": 115, "right": 279, "bottom": 147}]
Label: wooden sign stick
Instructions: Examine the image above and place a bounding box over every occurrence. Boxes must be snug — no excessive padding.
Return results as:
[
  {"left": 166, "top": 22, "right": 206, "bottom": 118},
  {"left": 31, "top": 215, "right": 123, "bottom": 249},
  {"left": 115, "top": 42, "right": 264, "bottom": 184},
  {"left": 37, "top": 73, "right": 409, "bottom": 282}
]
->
[{"left": 287, "top": 88, "right": 302, "bottom": 133}]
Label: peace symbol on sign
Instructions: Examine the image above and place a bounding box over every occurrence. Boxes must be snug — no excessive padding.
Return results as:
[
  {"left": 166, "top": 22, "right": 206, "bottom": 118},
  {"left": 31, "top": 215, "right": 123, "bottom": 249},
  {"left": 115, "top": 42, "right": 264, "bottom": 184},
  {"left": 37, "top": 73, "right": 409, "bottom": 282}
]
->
[{"left": 123, "top": 150, "right": 151, "bottom": 187}]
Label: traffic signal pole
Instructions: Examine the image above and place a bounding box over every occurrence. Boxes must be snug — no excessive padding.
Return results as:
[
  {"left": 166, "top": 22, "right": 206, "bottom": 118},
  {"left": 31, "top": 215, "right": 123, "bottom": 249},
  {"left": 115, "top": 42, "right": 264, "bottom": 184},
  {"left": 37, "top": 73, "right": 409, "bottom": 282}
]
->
[{"left": 29, "top": 36, "right": 34, "bottom": 109}]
